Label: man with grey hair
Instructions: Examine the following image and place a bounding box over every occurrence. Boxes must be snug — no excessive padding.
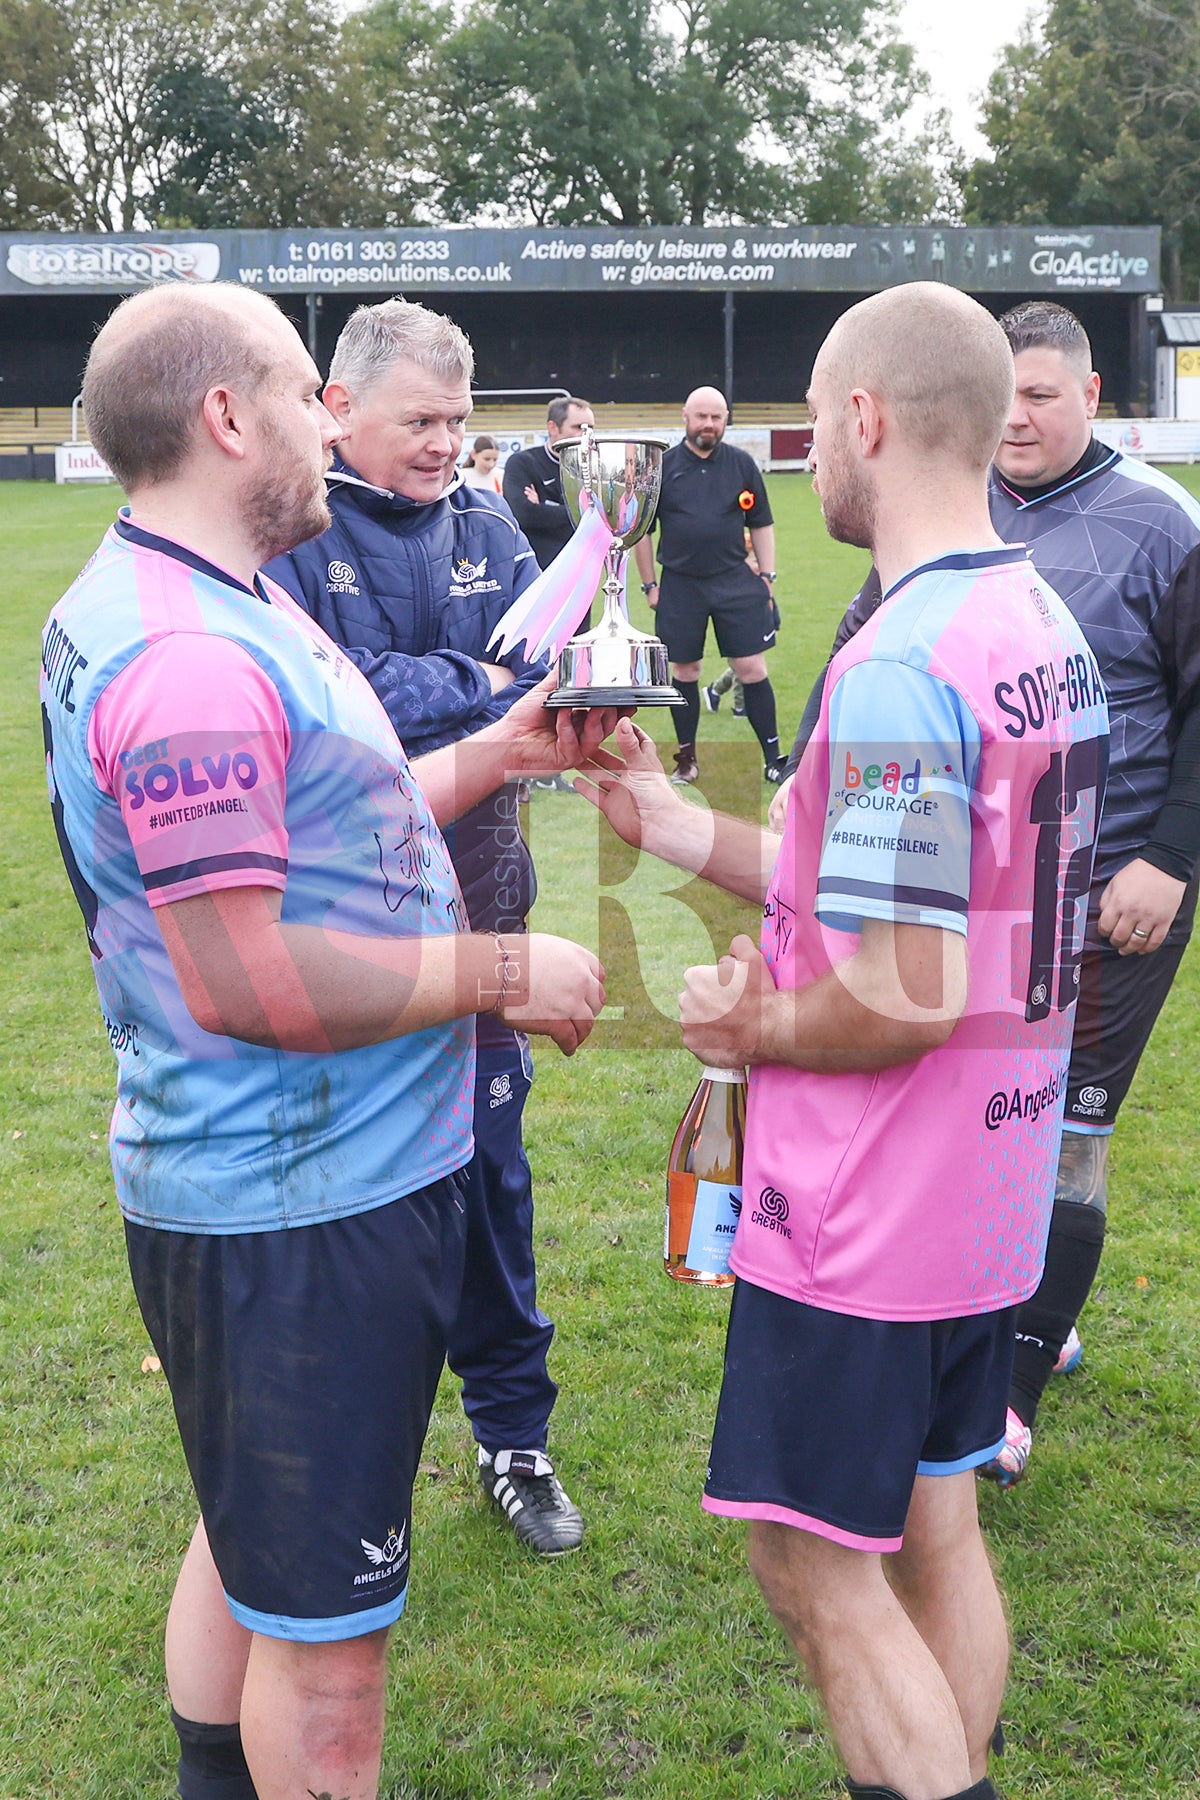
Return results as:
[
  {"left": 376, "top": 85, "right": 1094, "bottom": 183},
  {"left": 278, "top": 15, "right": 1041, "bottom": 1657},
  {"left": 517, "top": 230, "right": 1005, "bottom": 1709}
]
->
[
  {"left": 269, "top": 298, "right": 588, "bottom": 1557},
  {"left": 503, "top": 393, "right": 597, "bottom": 571},
  {"left": 43, "top": 280, "right": 609, "bottom": 1799}
]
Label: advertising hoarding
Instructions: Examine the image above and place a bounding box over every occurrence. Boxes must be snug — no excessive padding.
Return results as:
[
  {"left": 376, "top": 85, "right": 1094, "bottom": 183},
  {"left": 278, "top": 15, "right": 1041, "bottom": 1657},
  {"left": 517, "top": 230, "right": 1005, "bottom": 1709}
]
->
[{"left": 0, "top": 225, "right": 1161, "bottom": 299}]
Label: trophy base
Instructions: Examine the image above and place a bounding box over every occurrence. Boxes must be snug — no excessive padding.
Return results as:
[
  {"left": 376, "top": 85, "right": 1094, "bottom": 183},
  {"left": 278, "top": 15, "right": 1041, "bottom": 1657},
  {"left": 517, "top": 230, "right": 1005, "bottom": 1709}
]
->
[{"left": 544, "top": 684, "right": 684, "bottom": 708}]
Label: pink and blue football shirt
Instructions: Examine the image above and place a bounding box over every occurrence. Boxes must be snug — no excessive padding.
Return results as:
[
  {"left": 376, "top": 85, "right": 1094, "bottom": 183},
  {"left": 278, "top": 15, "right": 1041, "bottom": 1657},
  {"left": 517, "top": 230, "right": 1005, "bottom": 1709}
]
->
[
  {"left": 41, "top": 515, "right": 475, "bottom": 1234},
  {"left": 734, "top": 546, "right": 1109, "bottom": 1320}
]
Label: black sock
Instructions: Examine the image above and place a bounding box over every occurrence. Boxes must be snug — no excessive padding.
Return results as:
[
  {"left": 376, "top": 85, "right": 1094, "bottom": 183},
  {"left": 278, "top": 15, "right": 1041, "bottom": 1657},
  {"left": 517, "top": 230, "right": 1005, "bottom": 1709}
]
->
[
  {"left": 847, "top": 1782, "right": 996, "bottom": 1800},
  {"left": 740, "top": 675, "right": 779, "bottom": 761},
  {"left": 172, "top": 1710, "right": 258, "bottom": 1799},
  {"left": 1009, "top": 1196, "right": 1106, "bottom": 1427},
  {"left": 672, "top": 680, "right": 700, "bottom": 746}
]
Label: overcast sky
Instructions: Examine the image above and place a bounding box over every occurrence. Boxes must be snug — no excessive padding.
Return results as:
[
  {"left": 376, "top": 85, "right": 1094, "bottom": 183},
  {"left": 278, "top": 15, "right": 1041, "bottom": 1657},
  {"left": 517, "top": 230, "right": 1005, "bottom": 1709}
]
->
[{"left": 898, "top": 0, "right": 1046, "bottom": 157}]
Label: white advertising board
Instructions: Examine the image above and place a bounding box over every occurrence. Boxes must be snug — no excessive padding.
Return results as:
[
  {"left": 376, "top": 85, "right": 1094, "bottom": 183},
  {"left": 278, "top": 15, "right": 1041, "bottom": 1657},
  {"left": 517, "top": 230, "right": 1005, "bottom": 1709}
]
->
[
  {"left": 1091, "top": 419, "right": 1200, "bottom": 463},
  {"left": 56, "top": 441, "right": 115, "bottom": 483}
]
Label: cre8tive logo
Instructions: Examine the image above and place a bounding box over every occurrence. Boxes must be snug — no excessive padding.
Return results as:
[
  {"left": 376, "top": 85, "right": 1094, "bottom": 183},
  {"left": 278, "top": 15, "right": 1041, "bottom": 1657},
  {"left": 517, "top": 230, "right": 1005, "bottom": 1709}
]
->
[
  {"left": 751, "top": 1186, "right": 792, "bottom": 1239},
  {"left": 1076, "top": 1084, "right": 1108, "bottom": 1116},
  {"left": 326, "top": 560, "right": 361, "bottom": 594}
]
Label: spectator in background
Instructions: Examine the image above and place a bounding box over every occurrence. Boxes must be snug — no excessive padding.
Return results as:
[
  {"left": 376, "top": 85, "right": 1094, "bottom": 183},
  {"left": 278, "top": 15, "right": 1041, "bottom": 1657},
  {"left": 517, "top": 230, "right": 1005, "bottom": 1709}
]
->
[
  {"left": 503, "top": 395, "right": 596, "bottom": 570},
  {"left": 463, "top": 433, "right": 503, "bottom": 493}
]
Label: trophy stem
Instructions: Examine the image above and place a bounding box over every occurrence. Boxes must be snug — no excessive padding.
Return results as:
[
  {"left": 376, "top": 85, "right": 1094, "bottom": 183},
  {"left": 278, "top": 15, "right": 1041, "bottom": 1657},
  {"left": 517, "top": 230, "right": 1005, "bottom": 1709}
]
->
[{"left": 601, "top": 552, "right": 628, "bottom": 625}]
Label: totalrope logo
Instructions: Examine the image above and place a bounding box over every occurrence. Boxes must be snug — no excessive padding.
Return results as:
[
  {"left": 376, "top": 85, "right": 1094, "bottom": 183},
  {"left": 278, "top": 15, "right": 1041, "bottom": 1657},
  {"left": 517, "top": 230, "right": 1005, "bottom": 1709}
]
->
[
  {"left": 1033, "top": 232, "right": 1096, "bottom": 250},
  {"left": 7, "top": 241, "right": 221, "bottom": 287},
  {"left": 355, "top": 1523, "right": 407, "bottom": 1587},
  {"left": 326, "top": 559, "right": 360, "bottom": 595}
]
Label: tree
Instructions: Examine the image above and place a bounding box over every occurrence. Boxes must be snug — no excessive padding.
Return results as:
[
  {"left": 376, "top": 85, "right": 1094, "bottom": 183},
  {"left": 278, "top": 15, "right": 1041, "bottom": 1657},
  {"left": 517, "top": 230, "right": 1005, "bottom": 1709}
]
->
[
  {"left": 965, "top": 0, "right": 1200, "bottom": 299},
  {"left": 359, "top": 0, "right": 951, "bottom": 228},
  {"left": 0, "top": 0, "right": 79, "bottom": 226},
  {"left": 0, "top": 0, "right": 435, "bottom": 231}
]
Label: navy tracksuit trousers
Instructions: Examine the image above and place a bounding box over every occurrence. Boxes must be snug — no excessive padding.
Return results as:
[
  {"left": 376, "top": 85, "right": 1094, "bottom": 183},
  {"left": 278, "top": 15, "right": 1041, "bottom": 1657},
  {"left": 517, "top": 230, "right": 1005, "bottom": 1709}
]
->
[{"left": 446, "top": 1028, "right": 557, "bottom": 1454}]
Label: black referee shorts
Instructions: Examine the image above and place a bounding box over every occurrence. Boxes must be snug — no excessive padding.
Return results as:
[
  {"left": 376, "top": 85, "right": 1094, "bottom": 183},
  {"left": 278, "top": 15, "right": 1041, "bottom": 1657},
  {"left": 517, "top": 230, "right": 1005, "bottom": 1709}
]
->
[{"left": 657, "top": 566, "right": 777, "bottom": 665}]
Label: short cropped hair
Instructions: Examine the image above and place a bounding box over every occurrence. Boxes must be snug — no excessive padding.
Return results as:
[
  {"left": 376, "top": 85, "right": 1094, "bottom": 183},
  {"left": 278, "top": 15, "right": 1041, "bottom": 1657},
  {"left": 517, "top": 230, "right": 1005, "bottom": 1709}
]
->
[
  {"left": 82, "top": 284, "right": 276, "bottom": 491},
  {"left": 997, "top": 301, "right": 1093, "bottom": 376},
  {"left": 547, "top": 395, "right": 590, "bottom": 428},
  {"left": 328, "top": 299, "right": 474, "bottom": 394},
  {"left": 823, "top": 284, "right": 1015, "bottom": 473}
]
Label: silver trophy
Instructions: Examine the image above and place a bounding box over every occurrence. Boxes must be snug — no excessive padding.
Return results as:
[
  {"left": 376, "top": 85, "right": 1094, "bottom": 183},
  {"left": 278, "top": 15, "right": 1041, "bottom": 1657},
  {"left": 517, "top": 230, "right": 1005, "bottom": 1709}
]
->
[{"left": 544, "top": 428, "right": 683, "bottom": 707}]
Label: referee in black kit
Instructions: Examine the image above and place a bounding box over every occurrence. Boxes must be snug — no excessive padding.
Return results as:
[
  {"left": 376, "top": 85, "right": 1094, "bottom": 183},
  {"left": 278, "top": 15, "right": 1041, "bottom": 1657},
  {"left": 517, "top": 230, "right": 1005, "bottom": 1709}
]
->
[{"left": 633, "top": 385, "right": 786, "bottom": 785}]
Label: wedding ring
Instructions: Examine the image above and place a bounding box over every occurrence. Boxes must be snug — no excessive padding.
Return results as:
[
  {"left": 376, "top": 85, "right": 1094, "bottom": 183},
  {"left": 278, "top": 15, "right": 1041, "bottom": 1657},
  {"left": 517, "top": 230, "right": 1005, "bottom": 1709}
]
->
[{"left": 1131, "top": 927, "right": 1149, "bottom": 938}]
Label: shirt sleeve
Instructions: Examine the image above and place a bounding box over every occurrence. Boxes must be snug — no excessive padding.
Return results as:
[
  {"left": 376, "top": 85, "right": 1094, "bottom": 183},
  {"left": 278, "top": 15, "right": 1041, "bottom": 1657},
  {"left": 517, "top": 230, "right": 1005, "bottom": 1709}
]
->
[
  {"left": 1150, "top": 540, "right": 1200, "bottom": 719},
  {"left": 743, "top": 458, "right": 773, "bottom": 528},
  {"left": 88, "top": 633, "right": 291, "bottom": 908},
  {"left": 1142, "top": 691, "right": 1200, "bottom": 881},
  {"left": 816, "top": 658, "right": 980, "bottom": 935}
]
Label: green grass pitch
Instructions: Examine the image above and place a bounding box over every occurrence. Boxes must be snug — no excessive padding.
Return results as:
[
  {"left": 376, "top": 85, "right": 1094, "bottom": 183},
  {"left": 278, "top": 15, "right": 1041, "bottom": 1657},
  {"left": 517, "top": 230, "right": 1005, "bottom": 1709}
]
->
[{"left": 3, "top": 474, "right": 1200, "bottom": 1796}]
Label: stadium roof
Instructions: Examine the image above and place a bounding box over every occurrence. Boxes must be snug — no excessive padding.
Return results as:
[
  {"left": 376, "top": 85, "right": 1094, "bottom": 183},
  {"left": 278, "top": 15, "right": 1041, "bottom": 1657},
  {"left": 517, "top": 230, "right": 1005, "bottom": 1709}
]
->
[{"left": 1162, "top": 313, "right": 1200, "bottom": 344}]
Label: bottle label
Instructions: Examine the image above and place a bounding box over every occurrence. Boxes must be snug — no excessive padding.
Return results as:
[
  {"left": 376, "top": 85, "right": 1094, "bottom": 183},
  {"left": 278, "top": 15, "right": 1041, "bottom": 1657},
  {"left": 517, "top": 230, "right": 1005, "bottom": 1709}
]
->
[{"left": 686, "top": 1180, "right": 742, "bottom": 1276}]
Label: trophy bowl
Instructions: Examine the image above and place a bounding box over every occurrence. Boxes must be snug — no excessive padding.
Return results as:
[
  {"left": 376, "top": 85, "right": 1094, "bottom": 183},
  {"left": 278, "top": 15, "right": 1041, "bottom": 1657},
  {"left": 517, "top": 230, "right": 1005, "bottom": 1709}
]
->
[{"left": 544, "top": 431, "right": 683, "bottom": 708}]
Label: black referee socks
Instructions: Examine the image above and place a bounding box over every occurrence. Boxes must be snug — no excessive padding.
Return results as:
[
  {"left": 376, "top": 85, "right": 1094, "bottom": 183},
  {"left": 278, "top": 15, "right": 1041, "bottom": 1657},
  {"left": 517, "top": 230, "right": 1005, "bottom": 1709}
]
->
[
  {"left": 740, "top": 674, "right": 779, "bottom": 761},
  {"left": 172, "top": 1709, "right": 258, "bottom": 1799},
  {"left": 671, "top": 679, "right": 701, "bottom": 746}
]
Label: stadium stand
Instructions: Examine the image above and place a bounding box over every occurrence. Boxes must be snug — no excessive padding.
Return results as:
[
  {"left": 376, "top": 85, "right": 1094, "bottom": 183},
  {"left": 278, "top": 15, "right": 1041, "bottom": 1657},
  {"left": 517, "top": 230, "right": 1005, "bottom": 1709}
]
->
[{"left": 0, "top": 406, "right": 72, "bottom": 479}]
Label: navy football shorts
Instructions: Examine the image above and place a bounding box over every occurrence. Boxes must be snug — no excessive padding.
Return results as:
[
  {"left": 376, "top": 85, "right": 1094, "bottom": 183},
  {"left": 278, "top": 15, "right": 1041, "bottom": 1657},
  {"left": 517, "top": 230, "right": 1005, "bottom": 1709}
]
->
[
  {"left": 657, "top": 567, "right": 777, "bottom": 666},
  {"left": 703, "top": 1279, "right": 1015, "bottom": 1551},
  {"left": 126, "top": 1176, "right": 467, "bottom": 1641}
]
